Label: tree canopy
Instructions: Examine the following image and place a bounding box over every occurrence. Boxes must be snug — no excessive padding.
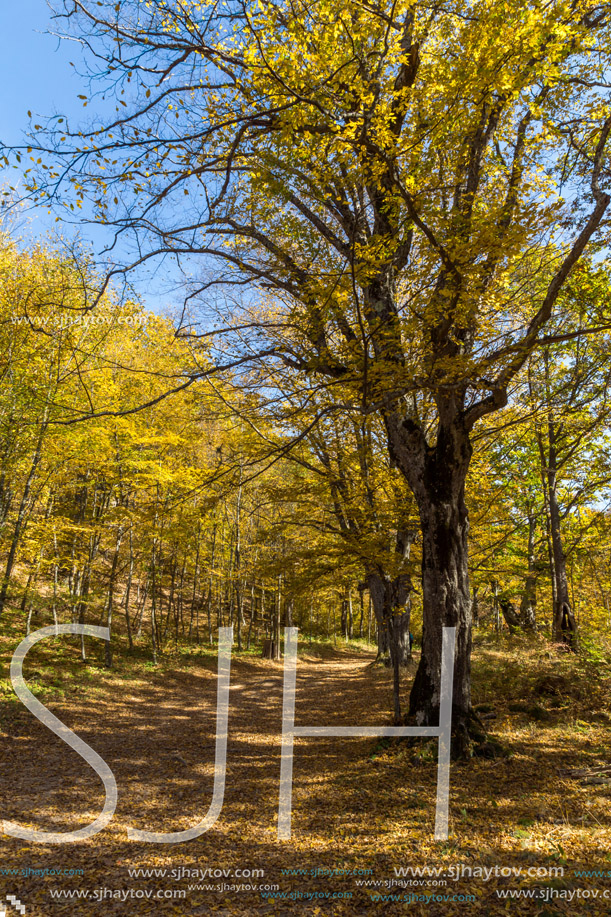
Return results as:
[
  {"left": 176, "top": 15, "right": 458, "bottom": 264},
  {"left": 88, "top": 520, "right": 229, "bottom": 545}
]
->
[{"left": 4, "top": 0, "right": 611, "bottom": 751}]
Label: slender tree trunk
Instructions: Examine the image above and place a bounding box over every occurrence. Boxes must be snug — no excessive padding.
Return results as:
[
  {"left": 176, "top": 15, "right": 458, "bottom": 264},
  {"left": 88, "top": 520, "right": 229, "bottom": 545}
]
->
[
  {"left": 234, "top": 479, "right": 243, "bottom": 650},
  {"left": 150, "top": 538, "right": 158, "bottom": 665},
  {"left": 134, "top": 576, "right": 148, "bottom": 638},
  {"left": 124, "top": 529, "right": 134, "bottom": 650},
  {"left": 77, "top": 565, "right": 92, "bottom": 662},
  {"left": 471, "top": 586, "right": 479, "bottom": 627},
  {"left": 105, "top": 526, "right": 124, "bottom": 668},
  {"left": 189, "top": 524, "right": 201, "bottom": 642},
  {"left": 340, "top": 592, "right": 348, "bottom": 639},
  {"left": 309, "top": 596, "right": 313, "bottom": 642},
  {"left": 388, "top": 616, "right": 404, "bottom": 723},
  {"left": 0, "top": 418, "right": 48, "bottom": 617},
  {"left": 177, "top": 553, "right": 187, "bottom": 641},
  {"left": 52, "top": 529, "right": 59, "bottom": 631},
  {"left": 537, "top": 351, "right": 578, "bottom": 647},
  {"left": 520, "top": 513, "right": 538, "bottom": 631},
  {"left": 247, "top": 578, "right": 256, "bottom": 649},
  {"left": 285, "top": 595, "right": 294, "bottom": 628},
  {"left": 358, "top": 586, "right": 364, "bottom": 638},
  {"left": 163, "top": 551, "right": 177, "bottom": 643},
  {"left": 493, "top": 581, "right": 500, "bottom": 635},
  {"left": 547, "top": 441, "right": 577, "bottom": 645},
  {"left": 260, "top": 587, "right": 266, "bottom": 642},
  {"left": 274, "top": 576, "right": 281, "bottom": 659}
]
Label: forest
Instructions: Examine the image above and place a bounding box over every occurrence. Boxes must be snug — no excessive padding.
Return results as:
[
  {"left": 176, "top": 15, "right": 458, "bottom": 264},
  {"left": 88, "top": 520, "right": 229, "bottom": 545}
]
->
[
  {"left": 0, "top": 236, "right": 610, "bottom": 713},
  {"left": 1, "top": 0, "right": 611, "bottom": 914}
]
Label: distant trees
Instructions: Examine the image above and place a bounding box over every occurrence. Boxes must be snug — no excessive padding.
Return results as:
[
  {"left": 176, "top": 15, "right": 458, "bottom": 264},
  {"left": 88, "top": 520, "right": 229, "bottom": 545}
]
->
[
  {"left": 0, "top": 235, "right": 369, "bottom": 666},
  {"left": 1, "top": 227, "right": 611, "bottom": 738},
  {"left": 5, "top": 0, "right": 611, "bottom": 751},
  {"left": 467, "top": 265, "right": 611, "bottom": 644}
]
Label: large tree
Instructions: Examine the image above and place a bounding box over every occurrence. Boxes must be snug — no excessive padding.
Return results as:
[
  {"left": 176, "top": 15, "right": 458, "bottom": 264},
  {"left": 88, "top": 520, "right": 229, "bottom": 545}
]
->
[{"left": 7, "top": 0, "right": 611, "bottom": 751}]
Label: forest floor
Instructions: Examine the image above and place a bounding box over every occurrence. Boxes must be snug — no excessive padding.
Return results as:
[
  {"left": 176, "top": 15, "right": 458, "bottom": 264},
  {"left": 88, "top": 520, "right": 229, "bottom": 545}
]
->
[{"left": 0, "top": 620, "right": 610, "bottom": 916}]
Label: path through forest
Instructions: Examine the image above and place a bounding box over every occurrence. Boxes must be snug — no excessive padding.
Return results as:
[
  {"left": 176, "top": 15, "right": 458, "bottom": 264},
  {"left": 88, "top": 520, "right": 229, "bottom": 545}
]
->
[{"left": 1, "top": 640, "right": 611, "bottom": 915}]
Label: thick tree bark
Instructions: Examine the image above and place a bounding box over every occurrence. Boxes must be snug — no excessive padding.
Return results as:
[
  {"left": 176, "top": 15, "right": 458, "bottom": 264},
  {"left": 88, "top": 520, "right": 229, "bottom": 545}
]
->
[
  {"left": 408, "top": 487, "right": 473, "bottom": 748},
  {"left": 367, "top": 571, "right": 412, "bottom": 723},
  {"left": 376, "top": 617, "right": 390, "bottom": 662},
  {"left": 385, "top": 410, "right": 479, "bottom": 754},
  {"left": 500, "top": 599, "right": 521, "bottom": 634},
  {"left": 367, "top": 572, "right": 411, "bottom": 667}
]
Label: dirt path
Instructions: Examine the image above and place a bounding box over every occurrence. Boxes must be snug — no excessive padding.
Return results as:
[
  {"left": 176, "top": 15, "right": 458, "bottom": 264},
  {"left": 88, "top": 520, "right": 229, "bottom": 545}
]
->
[{"left": 1, "top": 641, "right": 610, "bottom": 915}]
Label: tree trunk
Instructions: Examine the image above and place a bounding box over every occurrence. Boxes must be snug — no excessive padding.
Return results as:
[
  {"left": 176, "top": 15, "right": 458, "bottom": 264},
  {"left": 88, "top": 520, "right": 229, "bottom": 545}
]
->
[
  {"left": 376, "top": 617, "right": 390, "bottom": 663},
  {"left": 492, "top": 581, "right": 501, "bottom": 635},
  {"left": 403, "top": 450, "right": 476, "bottom": 755},
  {"left": 500, "top": 599, "right": 521, "bottom": 634},
  {"left": 548, "top": 460, "right": 577, "bottom": 646},
  {"left": 367, "top": 573, "right": 411, "bottom": 667},
  {"left": 105, "top": 526, "right": 124, "bottom": 668},
  {"left": 273, "top": 576, "right": 281, "bottom": 659},
  {"left": 358, "top": 585, "right": 364, "bottom": 637},
  {"left": 285, "top": 595, "right": 294, "bottom": 628},
  {"left": 150, "top": 538, "right": 158, "bottom": 665},
  {"left": 519, "top": 513, "right": 537, "bottom": 631},
  {"left": 0, "top": 417, "right": 48, "bottom": 617},
  {"left": 340, "top": 592, "right": 348, "bottom": 639},
  {"left": 234, "top": 479, "right": 243, "bottom": 650},
  {"left": 124, "top": 529, "right": 134, "bottom": 650},
  {"left": 544, "top": 406, "right": 577, "bottom": 647},
  {"left": 388, "top": 613, "right": 412, "bottom": 723},
  {"left": 206, "top": 521, "right": 217, "bottom": 645},
  {"left": 367, "top": 571, "right": 412, "bottom": 723},
  {"left": 247, "top": 577, "right": 256, "bottom": 649},
  {"left": 471, "top": 586, "right": 479, "bottom": 627}
]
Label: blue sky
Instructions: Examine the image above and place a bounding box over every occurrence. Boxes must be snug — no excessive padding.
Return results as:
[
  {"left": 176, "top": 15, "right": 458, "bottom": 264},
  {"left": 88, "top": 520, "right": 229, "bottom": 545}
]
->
[
  {"left": 0, "top": 2, "right": 174, "bottom": 314},
  {"left": 0, "top": 0, "right": 84, "bottom": 145}
]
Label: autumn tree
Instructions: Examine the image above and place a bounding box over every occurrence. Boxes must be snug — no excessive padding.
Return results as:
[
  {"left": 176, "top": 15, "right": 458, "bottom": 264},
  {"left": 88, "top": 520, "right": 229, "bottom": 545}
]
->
[
  {"left": 8, "top": 0, "right": 611, "bottom": 750},
  {"left": 526, "top": 276, "right": 611, "bottom": 644}
]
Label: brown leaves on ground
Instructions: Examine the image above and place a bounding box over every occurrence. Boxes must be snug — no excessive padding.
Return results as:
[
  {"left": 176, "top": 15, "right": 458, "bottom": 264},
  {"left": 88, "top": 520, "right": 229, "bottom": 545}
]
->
[{"left": 0, "top": 634, "right": 610, "bottom": 915}]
